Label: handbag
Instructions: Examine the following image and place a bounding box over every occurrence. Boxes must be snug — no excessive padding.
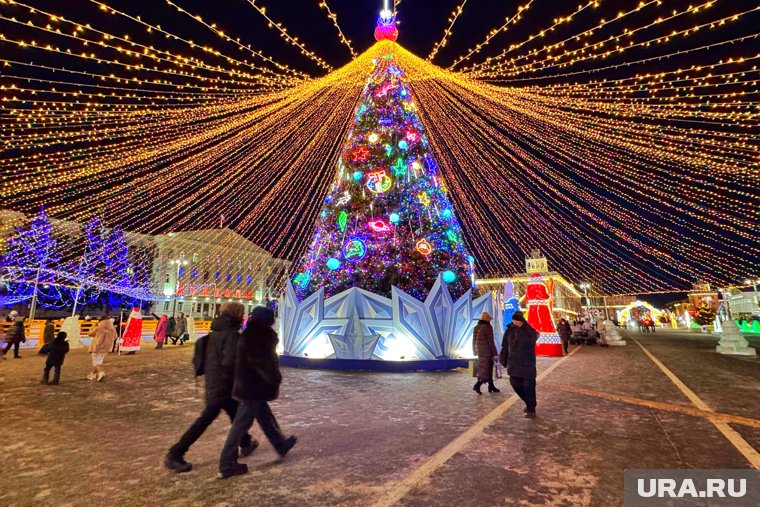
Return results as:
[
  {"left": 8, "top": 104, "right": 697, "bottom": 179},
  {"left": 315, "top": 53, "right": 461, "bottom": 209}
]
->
[
  {"left": 494, "top": 358, "right": 503, "bottom": 379},
  {"left": 469, "top": 358, "right": 478, "bottom": 377}
]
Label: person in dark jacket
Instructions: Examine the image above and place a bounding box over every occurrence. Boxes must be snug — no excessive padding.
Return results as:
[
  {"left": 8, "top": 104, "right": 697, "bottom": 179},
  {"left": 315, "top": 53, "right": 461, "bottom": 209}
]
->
[
  {"left": 164, "top": 302, "right": 257, "bottom": 474},
  {"left": 171, "top": 312, "right": 188, "bottom": 345},
  {"left": 218, "top": 306, "right": 296, "bottom": 479},
  {"left": 472, "top": 312, "right": 499, "bottom": 394},
  {"left": 2, "top": 319, "right": 26, "bottom": 359},
  {"left": 500, "top": 311, "right": 539, "bottom": 418},
  {"left": 557, "top": 318, "right": 571, "bottom": 355},
  {"left": 166, "top": 316, "right": 176, "bottom": 344},
  {"left": 41, "top": 332, "right": 69, "bottom": 385}
]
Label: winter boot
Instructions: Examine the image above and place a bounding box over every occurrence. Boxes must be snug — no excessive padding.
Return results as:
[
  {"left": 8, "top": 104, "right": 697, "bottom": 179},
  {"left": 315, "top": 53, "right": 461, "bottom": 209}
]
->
[
  {"left": 487, "top": 381, "right": 501, "bottom": 393},
  {"left": 218, "top": 463, "right": 248, "bottom": 479},
  {"left": 239, "top": 439, "right": 260, "bottom": 458},
  {"left": 163, "top": 453, "right": 192, "bottom": 473},
  {"left": 276, "top": 436, "right": 298, "bottom": 458},
  {"left": 472, "top": 381, "right": 483, "bottom": 395}
]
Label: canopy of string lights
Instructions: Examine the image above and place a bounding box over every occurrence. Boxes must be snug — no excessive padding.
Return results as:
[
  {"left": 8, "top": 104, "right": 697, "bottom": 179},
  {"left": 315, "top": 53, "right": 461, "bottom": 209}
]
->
[{"left": 0, "top": 0, "right": 757, "bottom": 299}]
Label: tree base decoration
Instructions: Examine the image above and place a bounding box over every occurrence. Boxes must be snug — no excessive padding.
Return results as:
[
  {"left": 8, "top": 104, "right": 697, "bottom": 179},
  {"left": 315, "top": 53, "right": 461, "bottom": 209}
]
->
[{"left": 278, "top": 274, "right": 499, "bottom": 370}]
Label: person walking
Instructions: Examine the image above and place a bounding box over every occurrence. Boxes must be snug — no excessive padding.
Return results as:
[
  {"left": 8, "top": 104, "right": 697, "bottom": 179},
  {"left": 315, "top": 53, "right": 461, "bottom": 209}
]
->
[
  {"left": 88, "top": 315, "right": 116, "bottom": 382},
  {"left": 40, "top": 319, "right": 55, "bottom": 354},
  {"left": 164, "top": 302, "right": 257, "bottom": 474},
  {"left": 41, "top": 331, "right": 70, "bottom": 385},
  {"left": 218, "top": 306, "right": 296, "bottom": 479},
  {"left": 152, "top": 314, "right": 168, "bottom": 350},
  {"left": 172, "top": 312, "right": 188, "bottom": 345},
  {"left": 472, "top": 311, "right": 499, "bottom": 395},
  {"left": 166, "top": 316, "right": 176, "bottom": 345},
  {"left": 558, "top": 318, "right": 571, "bottom": 355},
  {"left": 2, "top": 317, "right": 26, "bottom": 359},
  {"left": 500, "top": 311, "right": 539, "bottom": 418}
]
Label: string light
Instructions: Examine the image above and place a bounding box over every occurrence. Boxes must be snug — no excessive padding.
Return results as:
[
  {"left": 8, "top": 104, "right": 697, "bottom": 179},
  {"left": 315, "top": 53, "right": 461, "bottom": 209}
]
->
[
  {"left": 448, "top": 0, "right": 535, "bottom": 70},
  {"left": 0, "top": 0, "right": 757, "bottom": 298},
  {"left": 319, "top": 1, "right": 357, "bottom": 58},
  {"left": 427, "top": 0, "right": 468, "bottom": 62},
  {"left": 243, "top": 0, "right": 333, "bottom": 71},
  {"left": 479, "top": 4, "right": 758, "bottom": 79}
]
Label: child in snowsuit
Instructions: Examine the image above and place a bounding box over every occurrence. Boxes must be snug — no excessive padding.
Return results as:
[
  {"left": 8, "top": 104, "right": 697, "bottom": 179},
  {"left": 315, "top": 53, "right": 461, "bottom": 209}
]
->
[{"left": 42, "top": 332, "right": 70, "bottom": 385}]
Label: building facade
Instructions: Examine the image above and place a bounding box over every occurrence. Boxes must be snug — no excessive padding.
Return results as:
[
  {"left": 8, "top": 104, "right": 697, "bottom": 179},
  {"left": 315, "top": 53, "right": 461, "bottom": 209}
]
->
[
  {"left": 475, "top": 250, "right": 584, "bottom": 322},
  {"left": 151, "top": 229, "right": 291, "bottom": 319}
]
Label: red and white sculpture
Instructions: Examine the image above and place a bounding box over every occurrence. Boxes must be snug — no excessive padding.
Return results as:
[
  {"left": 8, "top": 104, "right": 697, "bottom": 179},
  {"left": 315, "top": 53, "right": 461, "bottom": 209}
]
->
[{"left": 526, "top": 274, "right": 564, "bottom": 357}]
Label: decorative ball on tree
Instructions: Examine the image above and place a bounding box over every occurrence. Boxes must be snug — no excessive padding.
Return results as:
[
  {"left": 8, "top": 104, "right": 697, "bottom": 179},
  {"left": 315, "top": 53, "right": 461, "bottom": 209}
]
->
[
  {"left": 693, "top": 301, "right": 716, "bottom": 326},
  {"left": 292, "top": 51, "right": 474, "bottom": 301}
]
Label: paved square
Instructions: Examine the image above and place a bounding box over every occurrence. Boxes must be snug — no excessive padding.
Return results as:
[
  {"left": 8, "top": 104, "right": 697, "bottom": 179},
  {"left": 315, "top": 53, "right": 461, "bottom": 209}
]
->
[{"left": 1, "top": 329, "right": 758, "bottom": 506}]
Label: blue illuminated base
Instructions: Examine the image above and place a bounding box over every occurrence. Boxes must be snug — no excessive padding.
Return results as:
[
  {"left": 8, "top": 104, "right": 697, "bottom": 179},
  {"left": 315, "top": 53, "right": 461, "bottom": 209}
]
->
[
  {"left": 279, "top": 274, "right": 502, "bottom": 365},
  {"left": 279, "top": 355, "right": 469, "bottom": 372}
]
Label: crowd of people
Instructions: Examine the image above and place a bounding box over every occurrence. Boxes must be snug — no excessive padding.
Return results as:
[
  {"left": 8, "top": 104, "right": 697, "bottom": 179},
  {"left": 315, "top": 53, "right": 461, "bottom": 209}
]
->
[
  {"left": 164, "top": 302, "right": 296, "bottom": 479},
  {"left": 2, "top": 302, "right": 296, "bottom": 479},
  {"left": 472, "top": 311, "right": 539, "bottom": 418},
  {"left": 471, "top": 312, "right": 627, "bottom": 418}
]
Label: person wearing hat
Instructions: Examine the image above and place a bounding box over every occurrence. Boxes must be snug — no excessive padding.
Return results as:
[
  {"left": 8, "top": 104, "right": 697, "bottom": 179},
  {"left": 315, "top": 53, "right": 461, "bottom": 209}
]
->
[
  {"left": 2, "top": 316, "right": 26, "bottom": 359},
  {"left": 500, "top": 311, "right": 539, "bottom": 418},
  {"left": 472, "top": 311, "right": 500, "bottom": 394}
]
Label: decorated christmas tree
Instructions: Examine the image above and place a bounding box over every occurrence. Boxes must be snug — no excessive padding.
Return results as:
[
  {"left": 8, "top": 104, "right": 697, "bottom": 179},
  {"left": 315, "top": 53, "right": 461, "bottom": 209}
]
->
[
  {"left": 693, "top": 301, "right": 716, "bottom": 326},
  {"left": 0, "top": 208, "right": 61, "bottom": 306},
  {"left": 293, "top": 20, "right": 474, "bottom": 301}
]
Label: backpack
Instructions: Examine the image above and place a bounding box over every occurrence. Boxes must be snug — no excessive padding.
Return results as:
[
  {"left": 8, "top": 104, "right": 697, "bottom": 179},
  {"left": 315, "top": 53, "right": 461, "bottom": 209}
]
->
[{"left": 192, "top": 334, "right": 209, "bottom": 377}]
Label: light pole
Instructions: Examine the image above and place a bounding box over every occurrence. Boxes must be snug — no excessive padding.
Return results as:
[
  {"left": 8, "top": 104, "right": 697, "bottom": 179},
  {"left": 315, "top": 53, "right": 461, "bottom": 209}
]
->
[
  {"left": 579, "top": 283, "right": 590, "bottom": 318},
  {"left": 168, "top": 257, "right": 188, "bottom": 318},
  {"left": 745, "top": 278, "right": 759, "bottom": 313}
]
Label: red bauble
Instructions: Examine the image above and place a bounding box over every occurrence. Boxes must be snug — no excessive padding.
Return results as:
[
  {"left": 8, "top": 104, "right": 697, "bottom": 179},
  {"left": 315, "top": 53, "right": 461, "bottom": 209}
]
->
[{"left": 374, "top": 24, "right": 398, "bottom": 42}]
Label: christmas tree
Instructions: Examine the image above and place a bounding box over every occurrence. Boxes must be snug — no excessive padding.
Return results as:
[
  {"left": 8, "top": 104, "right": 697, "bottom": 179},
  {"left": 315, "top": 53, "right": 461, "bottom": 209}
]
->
[
  {"left": 293, "top": 18, "right": 474, "bottom": 301},
  {"left": 0, "top": 208, "right": 61, "bottom": 306},
  {"left": 693, "top": 301, "right": 716, "bottom": 326}
]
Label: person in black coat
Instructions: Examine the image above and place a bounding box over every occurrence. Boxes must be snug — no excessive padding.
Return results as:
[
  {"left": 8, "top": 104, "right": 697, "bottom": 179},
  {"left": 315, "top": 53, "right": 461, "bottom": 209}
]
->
[
  {"left": 164, "top": 303, "right": 257, "bottom": 474},
  {"left": 218, "top": 306, "right": 296, "bottom": 479},
  {"left": 41, "top": 332, "right": 69, "bottom": 385},
  {"left": 166, "top": 316, "right": 176, "bottom": 344},
  {"left": 500, "top": 311, "right": 539, "bottom": 418},
  {"left": 557, "top": 318, "right": 571, "bottom": 354},
  {"left": 2, "top": 319, "right": 26, "bottom": 358}
]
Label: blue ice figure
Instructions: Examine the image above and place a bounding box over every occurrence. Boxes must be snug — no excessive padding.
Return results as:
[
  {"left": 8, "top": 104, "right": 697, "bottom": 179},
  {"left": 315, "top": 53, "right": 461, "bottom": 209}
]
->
[{"left": 502, "top": 280, "right": 520, "bottom": 331}]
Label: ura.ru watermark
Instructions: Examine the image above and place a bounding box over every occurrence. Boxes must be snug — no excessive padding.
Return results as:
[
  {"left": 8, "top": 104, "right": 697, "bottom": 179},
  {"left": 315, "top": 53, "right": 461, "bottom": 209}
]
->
[{"left": 624, "top": 470, "right": 759, "bottom": 506}]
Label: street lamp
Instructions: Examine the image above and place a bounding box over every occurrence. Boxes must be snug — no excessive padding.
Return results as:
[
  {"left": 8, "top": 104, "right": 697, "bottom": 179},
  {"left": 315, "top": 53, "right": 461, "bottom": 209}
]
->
[
  {"left": 168, "top": 257, "right": 188, "bottom": 317},
  {"left": 744, "top": 278, "right": 759, "bottom": 311},
  {"left": 579, "top": 283, "right": 590, "bottom": 314}
]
